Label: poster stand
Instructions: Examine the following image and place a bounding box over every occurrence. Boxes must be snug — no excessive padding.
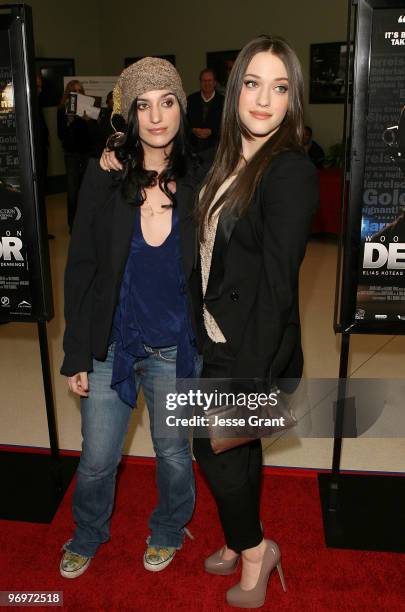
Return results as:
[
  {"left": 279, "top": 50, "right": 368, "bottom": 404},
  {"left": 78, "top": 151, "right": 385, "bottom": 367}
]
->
[
  {"left": 318, "top": 332, "right": 405, "bottom": 553},
  {"left": 0, "top": 4, "right": 77, "bottom": 524},
  {"left": 318, "top": 0, "right": 405, "bottom": 553}
]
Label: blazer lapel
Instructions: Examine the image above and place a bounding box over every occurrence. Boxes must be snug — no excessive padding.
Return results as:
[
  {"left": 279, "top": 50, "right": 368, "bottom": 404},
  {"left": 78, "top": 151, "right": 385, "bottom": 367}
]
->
[
  {"left": 176, "top": 175, "right": 199, "bottom": 280},
  {"left": 204, "top": 209, "right": 238, "bottom": 302}
]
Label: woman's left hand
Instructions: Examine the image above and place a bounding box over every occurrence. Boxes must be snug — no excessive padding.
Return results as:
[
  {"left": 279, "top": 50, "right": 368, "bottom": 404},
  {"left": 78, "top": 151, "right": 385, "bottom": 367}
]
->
[
  {"left": 67, "top": 371, "right": 89, "bottom": 397},
  {"left": 100, "top": 147, "right": 123, "bottom": 172}
]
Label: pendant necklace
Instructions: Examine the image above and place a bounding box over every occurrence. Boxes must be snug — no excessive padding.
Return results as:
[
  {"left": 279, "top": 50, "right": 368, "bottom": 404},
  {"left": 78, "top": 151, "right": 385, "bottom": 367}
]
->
[{"left": 141, "top": 203, "right": 173, "bottom": 216}]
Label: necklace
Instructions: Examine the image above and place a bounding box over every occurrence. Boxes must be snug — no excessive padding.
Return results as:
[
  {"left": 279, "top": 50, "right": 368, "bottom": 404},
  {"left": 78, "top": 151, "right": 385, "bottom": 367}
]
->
[{"left": 141, "top": 203, "right": 173, "bottom": 217}]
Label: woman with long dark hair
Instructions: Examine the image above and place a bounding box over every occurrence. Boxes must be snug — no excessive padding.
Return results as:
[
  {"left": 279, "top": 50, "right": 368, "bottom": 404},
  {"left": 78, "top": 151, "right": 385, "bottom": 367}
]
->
[
  {"left": 193, "top": 36, "right": 319, "bottom": 608},
  {"left": 60, "top": 58, "right": 206, "bottom": 578}
]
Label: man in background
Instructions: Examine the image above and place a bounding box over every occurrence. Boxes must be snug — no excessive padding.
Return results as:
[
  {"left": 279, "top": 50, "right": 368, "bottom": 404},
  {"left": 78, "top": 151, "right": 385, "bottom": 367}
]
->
[{"left": 187, "top": 69, "right": 224, "bottom": 152}]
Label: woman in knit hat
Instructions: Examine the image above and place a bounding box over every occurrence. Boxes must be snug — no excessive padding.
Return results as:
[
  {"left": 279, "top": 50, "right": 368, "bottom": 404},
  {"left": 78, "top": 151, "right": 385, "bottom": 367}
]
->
[{"left": 60, "top": 57, "right": 207, "bottom": 578}]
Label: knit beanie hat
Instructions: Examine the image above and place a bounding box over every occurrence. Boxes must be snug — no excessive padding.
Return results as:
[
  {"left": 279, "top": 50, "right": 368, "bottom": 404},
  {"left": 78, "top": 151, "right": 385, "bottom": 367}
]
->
[{"left": 112, "top": 57, "right": 187, "bottom": 122}]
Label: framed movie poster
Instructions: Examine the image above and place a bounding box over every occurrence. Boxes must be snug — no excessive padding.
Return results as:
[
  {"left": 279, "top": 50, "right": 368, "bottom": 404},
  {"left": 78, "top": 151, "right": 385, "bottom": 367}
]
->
[
  {"left": 0, "top": 5, "right": 53, "bottom": 322},
  {"left": 335, "top": 0, "right": 405, "bottom": 334}
]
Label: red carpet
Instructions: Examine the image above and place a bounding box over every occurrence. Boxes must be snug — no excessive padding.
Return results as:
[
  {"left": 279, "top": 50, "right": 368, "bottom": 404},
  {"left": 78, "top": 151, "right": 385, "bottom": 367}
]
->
[{"left": 1, "top": 461, "right": 405, "bottom": 611}]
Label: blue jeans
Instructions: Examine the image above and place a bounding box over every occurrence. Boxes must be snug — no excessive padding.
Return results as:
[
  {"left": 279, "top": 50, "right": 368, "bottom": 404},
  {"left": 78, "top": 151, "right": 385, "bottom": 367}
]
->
[{"left": 67, "top": 344, "right": 202, "bottom": 557}]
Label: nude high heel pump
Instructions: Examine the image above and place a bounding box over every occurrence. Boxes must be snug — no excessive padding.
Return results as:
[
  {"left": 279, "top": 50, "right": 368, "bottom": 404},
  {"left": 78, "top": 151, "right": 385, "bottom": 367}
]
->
[
  {"left": 225, "top": 539, "right": 286, "bottom": 609},
  {"left": 204, "top": 546, "right": 240, "bottom": 575}
]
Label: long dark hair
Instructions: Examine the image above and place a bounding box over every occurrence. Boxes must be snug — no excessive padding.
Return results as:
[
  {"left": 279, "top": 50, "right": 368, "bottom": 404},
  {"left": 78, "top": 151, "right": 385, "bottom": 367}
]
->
[
  {"left": 197, "top": 35, "right": 305, "bottom": 236},
  {"left": 106, "top": 96, "right": 190, "bottom": 205}
]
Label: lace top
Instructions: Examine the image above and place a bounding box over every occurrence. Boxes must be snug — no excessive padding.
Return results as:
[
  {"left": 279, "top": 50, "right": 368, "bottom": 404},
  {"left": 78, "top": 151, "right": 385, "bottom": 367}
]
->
[{"left": 200, "top": 175, "right": 236, "bottom": 343}]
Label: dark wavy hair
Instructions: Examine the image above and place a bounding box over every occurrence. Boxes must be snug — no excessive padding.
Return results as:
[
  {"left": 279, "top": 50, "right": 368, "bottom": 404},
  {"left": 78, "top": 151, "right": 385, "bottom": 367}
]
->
[
  {"left": 197, "top": 35, "right": 305, "bottom": 236},
  {"left": 106, "top": 96, "right": 191, "bottom": 205}
]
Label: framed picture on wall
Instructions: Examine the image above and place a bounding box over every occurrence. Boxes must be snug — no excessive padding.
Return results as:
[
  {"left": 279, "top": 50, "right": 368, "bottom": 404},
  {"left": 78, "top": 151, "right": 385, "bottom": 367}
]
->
[
  {"left": 35, "top": 58, "right": 75, "bottom": 107},
  {"left": 310, "top": 42, "right": 352, "bottom": 104},
  {"left": 206, "top": 49, "right": 240, "bottom": 92},
  {"left": 124, "top": 55, "right": 176, "bottom": 67}
]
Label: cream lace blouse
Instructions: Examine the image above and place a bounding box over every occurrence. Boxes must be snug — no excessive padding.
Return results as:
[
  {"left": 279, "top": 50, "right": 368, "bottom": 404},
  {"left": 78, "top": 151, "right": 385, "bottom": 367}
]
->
[{"left": 200, "top": 175, "right": 236, "bottom": 343}]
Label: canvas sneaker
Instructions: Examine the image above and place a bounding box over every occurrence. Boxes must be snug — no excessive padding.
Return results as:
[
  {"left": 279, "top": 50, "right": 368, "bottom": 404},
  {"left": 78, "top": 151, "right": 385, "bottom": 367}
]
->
[
  {"left": 143, "top": 543, "right": 176, "bottom": 572},
  {"left": 60, "top": 547, "right": 91, "bottom": 579}
]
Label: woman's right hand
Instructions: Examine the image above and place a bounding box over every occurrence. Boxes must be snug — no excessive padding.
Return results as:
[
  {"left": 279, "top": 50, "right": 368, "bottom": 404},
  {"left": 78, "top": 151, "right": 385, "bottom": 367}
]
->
[
  {"left": 100, "top": 147, "right": 123, "bottom": 172},
  {"left": 68, "top": 372, "right": 89, "bottom": 397}
]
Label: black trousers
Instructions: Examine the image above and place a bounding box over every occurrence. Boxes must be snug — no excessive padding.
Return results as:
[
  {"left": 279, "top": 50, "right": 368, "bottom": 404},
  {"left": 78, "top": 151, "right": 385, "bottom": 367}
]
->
[{"left": 193, "top": 338, "right": 263, "bottom": 552}]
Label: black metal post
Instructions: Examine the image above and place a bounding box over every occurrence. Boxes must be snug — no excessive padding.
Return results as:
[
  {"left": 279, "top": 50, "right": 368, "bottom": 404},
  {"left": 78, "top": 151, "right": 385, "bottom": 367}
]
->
[
  {"left": 332, "top": 332, "right": 351, "bottom": 473},
  {"left": 328, "top": 332, "right": 351, "bottom": 511},
  {"left": 37, "top": 320, "right": 64, "bottom": 495}
]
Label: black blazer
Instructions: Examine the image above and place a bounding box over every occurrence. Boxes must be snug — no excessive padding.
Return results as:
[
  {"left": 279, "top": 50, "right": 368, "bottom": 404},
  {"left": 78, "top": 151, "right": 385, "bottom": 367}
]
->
[
  {"left": 187, "top": 91, "right": 224, "bottom": 150},
  {"left": 61, "top": 157, "right": 207, "bottom": 376},
  {"left": 202, "top": 150, "right": 319, "bottom": 383}
]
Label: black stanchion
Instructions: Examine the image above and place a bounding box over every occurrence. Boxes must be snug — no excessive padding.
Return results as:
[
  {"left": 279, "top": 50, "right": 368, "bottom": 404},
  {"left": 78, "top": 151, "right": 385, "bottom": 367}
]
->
[
  {"left": 38, "top": 320, "right": 61, "bottom": 464},
  {"left": 325, "top": 332, "right": 351, "bottom": 513}
]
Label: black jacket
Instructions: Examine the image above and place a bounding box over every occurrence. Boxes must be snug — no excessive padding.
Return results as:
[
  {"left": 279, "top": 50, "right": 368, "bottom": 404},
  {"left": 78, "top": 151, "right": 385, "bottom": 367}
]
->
[
  {"left": 61, "top": 157, "right": 207, "bottom": 376},
  {"left": 187, "top": 91, "right": 224, "bottom": 151},
  {"left": 203, "top": 150, "right": 319, "bottom": 382}
]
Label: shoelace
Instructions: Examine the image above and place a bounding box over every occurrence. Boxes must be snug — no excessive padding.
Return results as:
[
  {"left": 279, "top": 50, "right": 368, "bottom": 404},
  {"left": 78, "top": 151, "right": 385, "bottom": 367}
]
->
[
  {"left": 184, "top": 527, "right": 194, "bottom": 540},
  {"left": 145, "top": 527, "right": 195, "bottom": 547}
]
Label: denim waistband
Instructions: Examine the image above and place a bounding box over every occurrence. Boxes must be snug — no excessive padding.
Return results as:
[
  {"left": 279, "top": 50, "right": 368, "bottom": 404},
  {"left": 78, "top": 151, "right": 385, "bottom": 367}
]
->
[{"left": 144, "top": 345, "right": 177, "bottom": 354}]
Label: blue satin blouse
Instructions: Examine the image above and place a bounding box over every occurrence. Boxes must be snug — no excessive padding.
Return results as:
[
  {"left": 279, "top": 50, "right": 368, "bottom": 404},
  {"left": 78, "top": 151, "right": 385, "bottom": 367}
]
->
[{"left": 110, "top": 206, "right": 197, "bottom": 406}]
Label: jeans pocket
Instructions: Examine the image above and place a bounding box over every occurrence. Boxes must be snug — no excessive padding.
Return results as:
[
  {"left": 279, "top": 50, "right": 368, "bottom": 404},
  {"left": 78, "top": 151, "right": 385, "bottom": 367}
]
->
[{"left": 157, "top": 346, "right": 177, "bottom": 363}]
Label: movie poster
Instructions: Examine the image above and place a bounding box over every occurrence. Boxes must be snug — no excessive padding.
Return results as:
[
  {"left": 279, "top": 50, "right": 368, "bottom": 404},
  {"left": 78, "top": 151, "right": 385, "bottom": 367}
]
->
[
  {"left": 0, "top": 24, "right": 33, "bottom": 318},
  {"left": 356, "top": 8, "right": 405, "bottom": 322}
]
